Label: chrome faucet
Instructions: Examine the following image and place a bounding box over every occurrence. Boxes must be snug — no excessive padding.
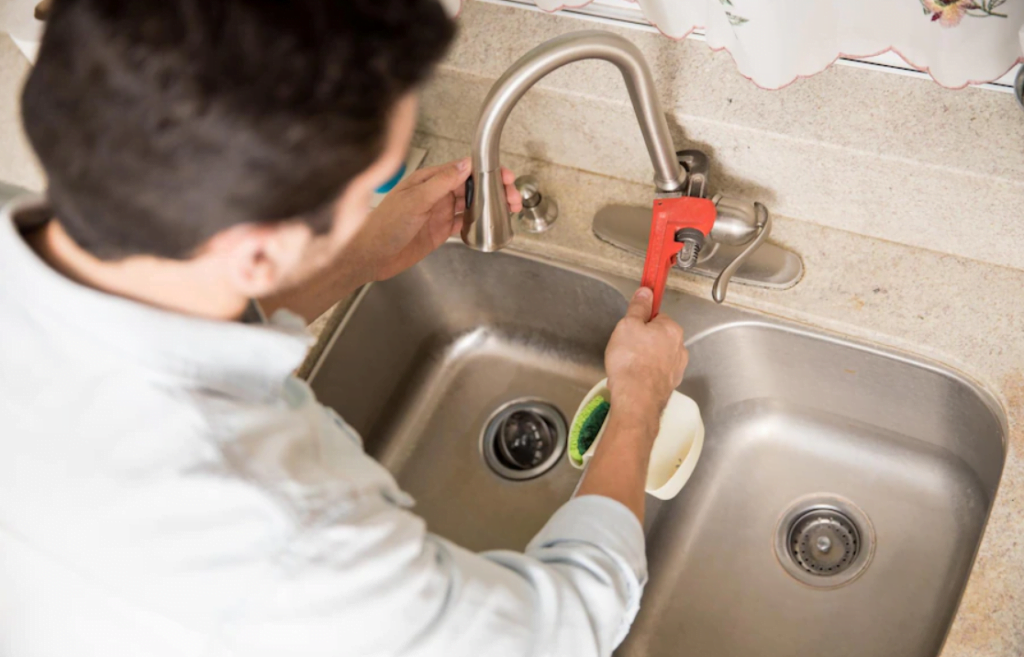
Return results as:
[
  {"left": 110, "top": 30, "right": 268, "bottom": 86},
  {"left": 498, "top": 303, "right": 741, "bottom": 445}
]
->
[
  {"left": 463, "top": 30, "right": 803, "bottom": 302},
  {"left": 462, "top": 30, "right": 685, "bottom": 252}
]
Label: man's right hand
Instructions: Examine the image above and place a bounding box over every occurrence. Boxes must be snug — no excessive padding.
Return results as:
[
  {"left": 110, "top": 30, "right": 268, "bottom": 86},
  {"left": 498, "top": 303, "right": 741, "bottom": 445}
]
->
[
  {"left": 604, "top": 287, "right": 689, "bottom": 421},
  {"left": 576, "top": 287, "right": 689, "bottom": 522}
]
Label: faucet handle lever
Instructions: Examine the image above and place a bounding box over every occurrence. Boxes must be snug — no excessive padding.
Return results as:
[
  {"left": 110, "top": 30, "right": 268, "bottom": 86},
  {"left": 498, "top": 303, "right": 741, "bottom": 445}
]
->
[{"left": 711, "top": 199, "right": 771, "bottom": 304}]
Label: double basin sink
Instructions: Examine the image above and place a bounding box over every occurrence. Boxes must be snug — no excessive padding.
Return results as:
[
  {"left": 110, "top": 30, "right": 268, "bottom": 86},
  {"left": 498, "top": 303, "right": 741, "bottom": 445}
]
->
[{"left": 308, "top": 243, "right": 1006, "bottom": 657}]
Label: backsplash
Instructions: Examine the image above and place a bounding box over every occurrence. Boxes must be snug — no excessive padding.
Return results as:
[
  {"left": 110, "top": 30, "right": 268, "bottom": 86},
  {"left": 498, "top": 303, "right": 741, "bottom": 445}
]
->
[
  {"left": 0, "top": 36, "right": 39, "bottom": 191},
  {"left": 420, "top": 1, "right": 1024, "bottom": 272}
]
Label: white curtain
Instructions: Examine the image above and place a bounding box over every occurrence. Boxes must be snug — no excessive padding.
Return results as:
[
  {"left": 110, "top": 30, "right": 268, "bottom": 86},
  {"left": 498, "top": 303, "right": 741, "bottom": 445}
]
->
[
  {"left": 6, "top": 0, "right": 1021, "bottom": 89},
  {"left": 521, "top": 0, "right": 1024, "bottom": 90}
]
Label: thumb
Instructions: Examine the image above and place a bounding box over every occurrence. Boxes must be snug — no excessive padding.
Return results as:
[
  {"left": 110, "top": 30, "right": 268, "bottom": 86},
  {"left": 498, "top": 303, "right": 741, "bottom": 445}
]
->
[
  {"left": 625, "top": 287, "right": 654, "bottom": 322},
  {"left": 408, "top": 158, "right": 471, "bottom": 207}
]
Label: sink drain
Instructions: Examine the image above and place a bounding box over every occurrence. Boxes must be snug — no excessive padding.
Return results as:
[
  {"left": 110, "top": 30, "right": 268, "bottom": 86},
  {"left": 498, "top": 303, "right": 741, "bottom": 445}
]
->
[
  {"left": 482, "top": 400, "right": 566, "bottom": 480},
  {"left": 774, "top": 495, "right": 875, "bottom": 588},
  {"left": 789, "top": 508, "right": 860, "bottom": 576}
]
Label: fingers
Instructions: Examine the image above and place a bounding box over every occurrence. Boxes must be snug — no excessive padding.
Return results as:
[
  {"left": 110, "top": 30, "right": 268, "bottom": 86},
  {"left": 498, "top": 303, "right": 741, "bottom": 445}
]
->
[
  {"left": 624, "top": 287, "right": 654, "bottom": 322},
  {"left": 502, "top": 167, "right": 524, "bottom": 213},
  {"left": 403, "top": 164, "right": 440, "bottom": 186},
  {"left": 399, "top": 165, "right": 439, "bottom": 189},
  {"left": 405, "top": 159, "right": 523, "bottom": 214},
  {"left": 677, "top": 345, "right": 690, "bottom": 380},
  {"left": 450, "top": 215, "right": 465, "bottom": 237},
  {"left": 652, "top": 316, "right": 688, "bottom": 384},
  {"left": 444, "top": 191, "right": 466, "bottom": 236},
  {"left": 406, "top": 158, "right": 472, "bottom": 206},
  {"left": 650, "top": 315, "right": 685, "bottom": 349},
  {"left": 404, "top": 158, "right": 465, "bottom": 185},
  {"left": 500, "top": 167, "right": 523, "bottom": 213},
  {"left": 654, "top": 316, "right": 686, "bottom": 348}
]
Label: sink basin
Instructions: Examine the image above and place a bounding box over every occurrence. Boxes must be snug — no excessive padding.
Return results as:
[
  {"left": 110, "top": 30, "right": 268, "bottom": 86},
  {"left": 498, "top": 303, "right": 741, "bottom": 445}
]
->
[
  {"left": 310, "top": 244, "right": 625, "bottom": 551},
  {"left": 308, "top": 243, "right": 1006, "bottom": 657}
]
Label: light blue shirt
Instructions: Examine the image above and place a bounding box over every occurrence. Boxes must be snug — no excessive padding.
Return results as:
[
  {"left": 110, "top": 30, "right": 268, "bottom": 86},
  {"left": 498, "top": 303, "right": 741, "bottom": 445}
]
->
[{"left": 0, "top": 198, "right": 647, "bottom": 657}]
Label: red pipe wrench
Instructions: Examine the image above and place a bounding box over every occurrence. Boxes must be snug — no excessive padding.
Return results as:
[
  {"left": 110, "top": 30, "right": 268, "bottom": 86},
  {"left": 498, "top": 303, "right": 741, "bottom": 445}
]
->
[{"left": 640, "top": 197, "right": 717, "bottom": 319}]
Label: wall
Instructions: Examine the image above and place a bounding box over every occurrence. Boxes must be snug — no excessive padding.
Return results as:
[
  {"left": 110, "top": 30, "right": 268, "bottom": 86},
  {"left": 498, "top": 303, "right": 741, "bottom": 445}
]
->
[
  {"left": 3, "top": 3, "right": 1022, "bottom": 272},
  {"left": 419, "top": 1, "right": 1024, "bottom": 272},
  {"left": 0, "top": 36, "right": 40, "bottom": 191}
]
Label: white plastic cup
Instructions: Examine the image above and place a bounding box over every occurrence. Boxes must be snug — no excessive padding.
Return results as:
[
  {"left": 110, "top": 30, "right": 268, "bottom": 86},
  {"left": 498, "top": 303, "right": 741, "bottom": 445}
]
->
[{"left": 569, "top": 378, "right": 704, "bottom": 500}]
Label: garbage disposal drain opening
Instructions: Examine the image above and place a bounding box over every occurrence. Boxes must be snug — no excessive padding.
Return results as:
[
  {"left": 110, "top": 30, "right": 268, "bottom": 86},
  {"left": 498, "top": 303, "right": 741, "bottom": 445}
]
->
[{"left": 482, "top": 400, "right": 566, "bottom": 480}]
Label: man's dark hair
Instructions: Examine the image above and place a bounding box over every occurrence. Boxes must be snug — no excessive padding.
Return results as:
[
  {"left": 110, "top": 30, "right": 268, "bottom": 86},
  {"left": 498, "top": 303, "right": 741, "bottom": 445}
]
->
[{"left": 22, "top": 0, "right": 455, "bottom": 260}]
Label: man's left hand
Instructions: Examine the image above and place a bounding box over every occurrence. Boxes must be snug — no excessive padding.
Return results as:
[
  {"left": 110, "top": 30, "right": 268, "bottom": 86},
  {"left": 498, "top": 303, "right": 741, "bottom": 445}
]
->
[{"left": 369, "top": 157, "right": 522, "bottom": 282}]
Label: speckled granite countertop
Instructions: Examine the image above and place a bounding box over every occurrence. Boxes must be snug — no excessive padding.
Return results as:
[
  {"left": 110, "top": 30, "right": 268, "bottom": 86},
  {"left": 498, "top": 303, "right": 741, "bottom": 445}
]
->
[{"left": 309, "top": 132, "right": 1023, "bottom": 655}]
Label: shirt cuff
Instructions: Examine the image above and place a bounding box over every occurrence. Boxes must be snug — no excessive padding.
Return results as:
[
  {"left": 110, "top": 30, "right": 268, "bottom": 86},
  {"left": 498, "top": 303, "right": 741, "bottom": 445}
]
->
[{"left": 526, "top": 494, "right": 647, "bottom": 585}]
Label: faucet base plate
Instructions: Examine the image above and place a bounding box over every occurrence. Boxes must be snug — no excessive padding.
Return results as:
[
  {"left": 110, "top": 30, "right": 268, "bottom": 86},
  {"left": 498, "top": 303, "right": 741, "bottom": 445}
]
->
[{"left": 593, "top": 204, "right": 804, "bottom": 291}]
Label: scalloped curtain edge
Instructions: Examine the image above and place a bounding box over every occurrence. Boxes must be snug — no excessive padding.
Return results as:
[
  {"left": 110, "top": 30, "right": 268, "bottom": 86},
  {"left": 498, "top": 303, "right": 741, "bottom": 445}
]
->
[{"left": 446, "top": 0, "right": 1024, "bottom": 91}]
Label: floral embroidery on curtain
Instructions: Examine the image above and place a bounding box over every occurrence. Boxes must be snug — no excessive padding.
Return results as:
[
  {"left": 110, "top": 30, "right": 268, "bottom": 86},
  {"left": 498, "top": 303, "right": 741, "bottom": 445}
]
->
[{"left": 922, "top": 0, "right": 1008, "bottom": 26}]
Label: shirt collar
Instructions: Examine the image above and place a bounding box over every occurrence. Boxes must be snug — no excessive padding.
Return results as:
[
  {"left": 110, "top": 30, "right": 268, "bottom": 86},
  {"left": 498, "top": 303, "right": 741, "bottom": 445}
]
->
[{"left": 0, "top": 196, "right": 314, "bottom": 401}]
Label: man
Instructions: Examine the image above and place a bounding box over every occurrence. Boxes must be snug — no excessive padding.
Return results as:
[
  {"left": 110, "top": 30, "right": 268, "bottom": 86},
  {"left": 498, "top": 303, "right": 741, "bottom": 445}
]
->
[{"left": 0, "top": 1, "right": 689, "bottom": 656}]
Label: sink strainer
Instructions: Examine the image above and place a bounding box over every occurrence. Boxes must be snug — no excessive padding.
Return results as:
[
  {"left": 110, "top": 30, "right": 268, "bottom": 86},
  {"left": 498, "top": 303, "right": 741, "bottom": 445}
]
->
[
  {"left": 774, "top": 495, "right": 875, "bottom": 588},
  {"left": 482, "top": 399, "right": 566, "bottom": 480},
  {"left": 789, "top": 508, "right": 859, "bottom": 576}
]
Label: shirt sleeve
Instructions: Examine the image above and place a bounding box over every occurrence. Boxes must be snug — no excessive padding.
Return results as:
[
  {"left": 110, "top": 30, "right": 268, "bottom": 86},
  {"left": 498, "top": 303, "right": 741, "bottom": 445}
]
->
[{"left": 218, "top": 491, "right": 647, "bottom": 657}]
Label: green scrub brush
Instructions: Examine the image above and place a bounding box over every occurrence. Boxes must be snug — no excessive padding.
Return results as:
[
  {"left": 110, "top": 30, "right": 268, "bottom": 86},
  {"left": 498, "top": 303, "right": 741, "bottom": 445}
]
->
[{"left": 568, "top": 395, "right": 611, "bottom": 466}]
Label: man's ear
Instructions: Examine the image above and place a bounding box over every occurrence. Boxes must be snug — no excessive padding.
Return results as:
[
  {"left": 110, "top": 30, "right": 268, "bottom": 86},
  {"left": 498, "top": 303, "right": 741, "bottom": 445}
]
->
[{"left": 205, "top": 221, "right": 315, "bottom": 299}]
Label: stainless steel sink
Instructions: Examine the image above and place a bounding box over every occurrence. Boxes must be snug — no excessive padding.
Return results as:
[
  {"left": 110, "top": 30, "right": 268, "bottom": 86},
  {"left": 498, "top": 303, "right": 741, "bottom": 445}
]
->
[{"left": 308, "top": 243, "right": 1006, "bottom": 657}]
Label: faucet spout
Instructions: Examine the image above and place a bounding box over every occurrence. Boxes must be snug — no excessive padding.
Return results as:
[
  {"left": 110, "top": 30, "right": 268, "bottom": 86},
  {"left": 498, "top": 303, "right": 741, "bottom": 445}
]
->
[{"left": 463, "top": 31, "right": 685, "bottom": 252}]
